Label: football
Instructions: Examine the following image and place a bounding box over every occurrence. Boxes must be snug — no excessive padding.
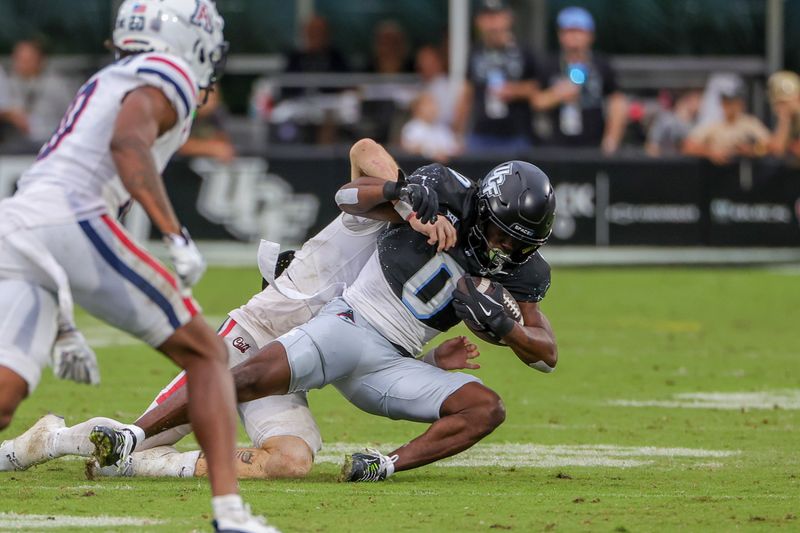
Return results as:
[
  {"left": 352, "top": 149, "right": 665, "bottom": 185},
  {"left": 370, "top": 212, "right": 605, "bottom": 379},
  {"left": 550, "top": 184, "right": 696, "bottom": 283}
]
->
[{"left": 455, "top": 276, "right": 524, "bottom": 345}]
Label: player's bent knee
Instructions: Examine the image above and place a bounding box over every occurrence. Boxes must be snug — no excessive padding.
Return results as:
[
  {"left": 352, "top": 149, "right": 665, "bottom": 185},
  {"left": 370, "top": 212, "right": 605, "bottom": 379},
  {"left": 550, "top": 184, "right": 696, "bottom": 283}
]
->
[
  {"left": 350, "top": 138, "right": 378, "bottom": 158},
  {"left": 471, "top": 388, "right": 506, "bottom": 436},
  {"left": 257, "top": 436, "right": 313, "bottom": 478},
  {"left": 279, "top": 445, "right": 313, "bottom": 478},
  {"left": 162, "top": 318, "right": 229, "bottom": 369},
  {"left": 484, "top": 395, "right": 506, "bottom": 431}
]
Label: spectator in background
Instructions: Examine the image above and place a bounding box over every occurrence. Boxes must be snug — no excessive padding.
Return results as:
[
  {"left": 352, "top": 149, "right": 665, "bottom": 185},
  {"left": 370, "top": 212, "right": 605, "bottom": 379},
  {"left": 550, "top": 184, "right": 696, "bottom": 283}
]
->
[
  {"left": 178, "top": 86, "right": 236, "bottom": 164},
  {"left": 415, "top": 44, "right": 456, "bottom": 126},
  {"left": 532, "top": 7, "right": 627, "bottom": 154},
  {"left": 0, "top": 64, "right": 9, "bottom": 141},
  {"left": 683, "top": 80, "right": 770, "bottom": 165},
  {"left": 367, "top": 21, "right": 414, "bottom": 74},
  {"left": 283, "top": 14, "right": 349, "bottom": 98},
  {"left": 453, "top": 0, "right": 537, "bottom": 153},
  {"left": 401, "top": 92, "right": 460, "bottom": 161},
  {"left": 0, "top": 39, "right": 73, "bottom": 144},
  {"left": 766, "top": 70, "right": 800, "bottom": 159},
  {"left": 645, "top": 89, "right": 702, "bottom": 157}
]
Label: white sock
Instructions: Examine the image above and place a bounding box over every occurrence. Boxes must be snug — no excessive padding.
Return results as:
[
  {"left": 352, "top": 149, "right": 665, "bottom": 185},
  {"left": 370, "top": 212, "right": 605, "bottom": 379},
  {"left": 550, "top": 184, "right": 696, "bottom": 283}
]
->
[
  {"left": 121, "top": 424, "right": 146, "bottom": 450},
  {"left": 52, "top": 417, "right": 123, "bottom": 457},
  {"left": 212, "top": 493, "right": 245, "bottom": 522},
  {"left": 0, "top": 440, "right": 16, "bottom": 470},
  {"left": 131, "top": 447, "right": 200, "bottom": 478}
]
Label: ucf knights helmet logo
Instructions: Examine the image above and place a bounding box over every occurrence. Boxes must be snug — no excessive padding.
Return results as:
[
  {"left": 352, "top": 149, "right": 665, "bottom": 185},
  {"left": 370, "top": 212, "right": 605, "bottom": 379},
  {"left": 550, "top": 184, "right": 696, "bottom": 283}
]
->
[{"left": 480, "top": 162, "right": 512, "bottom": 198}]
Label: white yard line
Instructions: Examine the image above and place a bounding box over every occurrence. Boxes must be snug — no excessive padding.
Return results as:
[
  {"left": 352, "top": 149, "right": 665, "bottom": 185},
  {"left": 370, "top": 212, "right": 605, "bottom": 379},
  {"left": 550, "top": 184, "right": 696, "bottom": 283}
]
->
[
  {"left": 313, "top": 442, "right": 739, "bottom": 468},
  {"left": 43, "top": 442, "right": 738, "bottom": 472},
  {"left": 58, "top": 441, "right": 738, "bottom": 469},
  {"left": 609, "top": 390, "right": 800, "bottom": 410},
  {"left": 0, "top": 513, "right": 164, "bottom": 529}
]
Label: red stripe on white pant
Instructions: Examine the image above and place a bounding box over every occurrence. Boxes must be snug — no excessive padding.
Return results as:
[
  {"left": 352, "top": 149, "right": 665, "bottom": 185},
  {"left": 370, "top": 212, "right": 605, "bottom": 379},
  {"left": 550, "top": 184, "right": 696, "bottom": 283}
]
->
[{"left": 155, "top": 317, "right": 238, "bottom": 404}]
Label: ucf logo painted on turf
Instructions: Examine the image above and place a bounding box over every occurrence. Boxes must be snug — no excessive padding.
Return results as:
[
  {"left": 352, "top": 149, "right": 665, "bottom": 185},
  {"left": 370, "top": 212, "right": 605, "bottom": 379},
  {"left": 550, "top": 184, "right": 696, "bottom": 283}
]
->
[{"left": 481, "top": 163, "right": 512, "bottom": 198}]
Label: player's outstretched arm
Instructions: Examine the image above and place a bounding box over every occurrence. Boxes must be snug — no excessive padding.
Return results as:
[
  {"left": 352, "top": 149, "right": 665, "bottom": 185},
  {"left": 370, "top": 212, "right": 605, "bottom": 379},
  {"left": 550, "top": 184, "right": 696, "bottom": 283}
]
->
[
  {"left": 421, "top": 336, "right": 480, "bottom": 371},
  {"left": 503, "top": 301, "right": 558, "bottom": 372},
  {"left": 349, "top": 138, "right": 399, "bottom": 182},
  {"left": 337, "top": 172, "right": 439, "bottom": 224},
  {"left": 110, "top": 87, "right": 205, "bottom": 289},
  {"left": 111, "top": 86, "right": 181, "bottom": 235},
  {"left": 453, "top": 278, "right": 557, "bottom": 373},
  {"left": 337, "top": 174, "right": 456, "bottom": 250}
]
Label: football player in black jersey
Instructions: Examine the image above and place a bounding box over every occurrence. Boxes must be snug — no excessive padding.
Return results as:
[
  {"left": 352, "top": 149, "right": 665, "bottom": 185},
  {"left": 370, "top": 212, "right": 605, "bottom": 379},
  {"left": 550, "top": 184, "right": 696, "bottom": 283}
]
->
[
  {"left": 91, "top": 156, "right": 558, "bottom": 482},
  {"left": 340, "top": 159, "right": 557, "bottom": 371}
]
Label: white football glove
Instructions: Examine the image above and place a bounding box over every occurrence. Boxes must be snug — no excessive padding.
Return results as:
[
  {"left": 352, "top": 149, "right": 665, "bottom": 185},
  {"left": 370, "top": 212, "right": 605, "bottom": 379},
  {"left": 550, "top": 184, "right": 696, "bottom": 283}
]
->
[
  {"left": 164, "top": 227, "right": 206, "bottom": 291},
  {"left": 52, "top": 329, "right": 100, "bottom": 385}
]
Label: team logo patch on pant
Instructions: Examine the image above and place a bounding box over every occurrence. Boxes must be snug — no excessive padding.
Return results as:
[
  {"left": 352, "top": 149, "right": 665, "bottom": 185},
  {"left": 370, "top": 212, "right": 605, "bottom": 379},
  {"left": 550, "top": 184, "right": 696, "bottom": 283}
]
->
[
  {"left": 336, "top": 309, "right": 355, "bottom": 324},
  {"left": 232, "top": 336, "right": 251, "bottom": 353}
]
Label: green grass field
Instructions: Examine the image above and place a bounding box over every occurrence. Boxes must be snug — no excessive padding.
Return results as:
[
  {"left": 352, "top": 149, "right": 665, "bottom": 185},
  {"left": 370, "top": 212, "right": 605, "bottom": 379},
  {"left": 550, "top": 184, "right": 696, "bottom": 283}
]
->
[{"left": 2, "top": 266, "right": 799, "bottom": 532}]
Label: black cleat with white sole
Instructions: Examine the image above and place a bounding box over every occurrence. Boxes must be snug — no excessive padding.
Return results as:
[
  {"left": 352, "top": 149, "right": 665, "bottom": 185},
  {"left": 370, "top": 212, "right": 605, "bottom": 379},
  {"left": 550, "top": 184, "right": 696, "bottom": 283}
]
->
[
  {"left": 89, "top": 426, "right": 136, "bottom": 469},
  {"left": 339, "top": 448, "right": 398, "bottom": 482}
]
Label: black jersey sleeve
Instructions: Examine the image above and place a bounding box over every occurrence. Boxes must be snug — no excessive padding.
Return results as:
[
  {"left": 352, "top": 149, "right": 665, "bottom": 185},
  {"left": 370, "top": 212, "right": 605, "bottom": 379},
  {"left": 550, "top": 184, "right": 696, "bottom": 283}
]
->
[
  {"left": 406, "top": 163, "right": 477, "bottom": 225},
  {"left": 495, "top": 252, "right": 551, "bottom": 303}
]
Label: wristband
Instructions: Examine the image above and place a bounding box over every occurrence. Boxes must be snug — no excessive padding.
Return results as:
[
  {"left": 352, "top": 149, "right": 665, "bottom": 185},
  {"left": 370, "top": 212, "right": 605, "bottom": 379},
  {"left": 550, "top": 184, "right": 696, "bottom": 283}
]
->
[
  {"left": 164, "top": 227, "right": 190, "bottom": 247},
  {"left": 489, "top": 314, "right": 516, "bottom": 339},
  {"left": 382, "top": 180, "right": 402, "bottom": 201},
  {"left": 394, "top": 200, "right": 414, "bottom": 220}
]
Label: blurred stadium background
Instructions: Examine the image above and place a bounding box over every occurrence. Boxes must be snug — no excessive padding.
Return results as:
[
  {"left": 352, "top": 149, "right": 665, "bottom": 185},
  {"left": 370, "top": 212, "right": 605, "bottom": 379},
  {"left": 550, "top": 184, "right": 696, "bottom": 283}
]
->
[{"left": 0, "top": 0, "right": 799, "bottom": 265}]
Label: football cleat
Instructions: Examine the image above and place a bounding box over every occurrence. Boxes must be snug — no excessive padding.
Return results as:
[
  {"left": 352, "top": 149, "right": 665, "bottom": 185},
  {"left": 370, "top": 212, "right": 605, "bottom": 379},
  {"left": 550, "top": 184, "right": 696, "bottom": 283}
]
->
[
  {"left": 213, "top": 505, "right": 281, "bottom": 533},
  {"left": 339, "top": 448, "right": 398, "bottom": 482},
  {"left": 89, "top": 426, "right": 136, "bottom": 469},
  {"left": 85, "top": 456, "right": 133, "bottom": 480},
  {"left": 0, "top": 414, "right": 64, "bottom": 471}
]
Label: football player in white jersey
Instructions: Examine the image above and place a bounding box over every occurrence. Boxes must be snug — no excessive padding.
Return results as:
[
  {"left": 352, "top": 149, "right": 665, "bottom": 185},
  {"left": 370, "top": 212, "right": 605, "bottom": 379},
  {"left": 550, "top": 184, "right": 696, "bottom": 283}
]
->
[
  {"left": 1, "top": 139, "right": 475, "bottom": 481},
  {"left": 0, "top": 1, "right": 274, "bottom": 531}
]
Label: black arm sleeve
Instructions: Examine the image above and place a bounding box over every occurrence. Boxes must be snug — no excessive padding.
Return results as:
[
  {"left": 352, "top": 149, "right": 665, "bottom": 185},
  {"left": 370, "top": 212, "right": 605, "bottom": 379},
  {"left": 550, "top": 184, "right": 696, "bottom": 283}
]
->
[{"left": 406, "top": 163, "right": 477, "bottom": 225}]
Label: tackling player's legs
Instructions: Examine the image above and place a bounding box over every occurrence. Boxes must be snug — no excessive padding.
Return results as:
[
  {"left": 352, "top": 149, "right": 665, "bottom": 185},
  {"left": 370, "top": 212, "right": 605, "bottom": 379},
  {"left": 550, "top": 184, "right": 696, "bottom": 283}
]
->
[
  {"left": 95, "top": 301, "right": 503, "bottom": 480},
  {"left": 3, "top": 317, "right": 318, "bottom": 480},
  {"left": 87, "top": 435, "right": 313, "bottom": 480}
]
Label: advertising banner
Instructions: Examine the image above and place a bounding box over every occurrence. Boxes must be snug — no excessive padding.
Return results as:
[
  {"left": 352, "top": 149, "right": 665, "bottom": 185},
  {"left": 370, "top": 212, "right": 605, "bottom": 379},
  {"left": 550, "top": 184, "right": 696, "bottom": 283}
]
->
[{"left": 1, "top": 153, "right": 798, "bottom": 247}]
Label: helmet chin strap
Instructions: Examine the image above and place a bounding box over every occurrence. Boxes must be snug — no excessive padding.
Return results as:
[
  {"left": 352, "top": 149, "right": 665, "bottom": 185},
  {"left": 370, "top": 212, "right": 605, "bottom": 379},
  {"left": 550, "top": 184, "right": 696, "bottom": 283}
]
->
[
  {"left": 467, "top": 225, "right": 509, "bottom": 276},
  {"left": 486, "top": 248, "right": 511, "bottom": 273}
]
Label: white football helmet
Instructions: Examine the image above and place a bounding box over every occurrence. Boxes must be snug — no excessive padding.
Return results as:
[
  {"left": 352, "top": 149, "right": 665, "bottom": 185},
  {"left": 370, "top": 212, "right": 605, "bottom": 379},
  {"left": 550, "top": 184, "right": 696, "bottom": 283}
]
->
[{"left": 113, "top": 0, "right": 227, "bottom": 89}]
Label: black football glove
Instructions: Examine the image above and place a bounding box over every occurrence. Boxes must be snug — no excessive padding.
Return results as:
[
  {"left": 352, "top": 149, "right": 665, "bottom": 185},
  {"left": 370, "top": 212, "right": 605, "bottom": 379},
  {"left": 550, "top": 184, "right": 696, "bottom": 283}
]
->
[
  {"left": 452, "top": 277, "right": 516, "bottom": 339},
  {"left": 383, "top": 171, "right": 439, "bottom": 224}
]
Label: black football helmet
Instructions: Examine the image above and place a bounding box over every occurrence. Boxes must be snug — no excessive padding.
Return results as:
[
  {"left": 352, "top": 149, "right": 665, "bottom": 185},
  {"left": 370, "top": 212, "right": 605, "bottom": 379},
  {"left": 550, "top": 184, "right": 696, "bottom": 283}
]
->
[{"left": 468, "top": 161, "right": 556, "bottom": 275}]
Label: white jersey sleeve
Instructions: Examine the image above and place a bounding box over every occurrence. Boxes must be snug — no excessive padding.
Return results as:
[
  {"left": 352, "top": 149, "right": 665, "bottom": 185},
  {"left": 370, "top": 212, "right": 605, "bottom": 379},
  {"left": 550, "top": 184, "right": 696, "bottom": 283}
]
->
[
  {"left": 229, "top": 213, "right": 387, "bottom": 344},
  {"left": 126, "top": 53, "right": 198, "bottom": 123},
  {"left": 15, "top": 53, "right": 197, "bottom": 223}
]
